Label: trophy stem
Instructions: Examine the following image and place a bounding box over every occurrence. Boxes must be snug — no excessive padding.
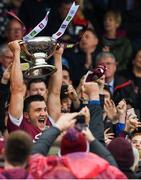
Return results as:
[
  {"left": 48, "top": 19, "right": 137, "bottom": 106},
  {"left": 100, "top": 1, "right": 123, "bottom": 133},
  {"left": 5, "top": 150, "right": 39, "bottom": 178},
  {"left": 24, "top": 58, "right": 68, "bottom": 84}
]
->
[{"left": 35, "top": 58, "right": 48, "bottom": 66}]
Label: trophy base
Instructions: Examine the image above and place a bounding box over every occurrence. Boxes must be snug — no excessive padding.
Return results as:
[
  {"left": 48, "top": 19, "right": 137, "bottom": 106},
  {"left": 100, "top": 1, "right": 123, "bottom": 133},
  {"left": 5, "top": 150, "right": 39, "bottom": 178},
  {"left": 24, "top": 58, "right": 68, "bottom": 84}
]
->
[{"left": 23, "top": 64, "right": 57, "bottom": 79}]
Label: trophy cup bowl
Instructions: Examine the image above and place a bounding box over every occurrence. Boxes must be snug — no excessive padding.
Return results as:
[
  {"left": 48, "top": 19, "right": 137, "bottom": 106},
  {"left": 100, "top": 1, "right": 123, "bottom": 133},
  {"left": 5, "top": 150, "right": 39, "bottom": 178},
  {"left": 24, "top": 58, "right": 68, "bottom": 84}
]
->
[{"left": 20, "top": 36, "right": 58, "bottom": 79}]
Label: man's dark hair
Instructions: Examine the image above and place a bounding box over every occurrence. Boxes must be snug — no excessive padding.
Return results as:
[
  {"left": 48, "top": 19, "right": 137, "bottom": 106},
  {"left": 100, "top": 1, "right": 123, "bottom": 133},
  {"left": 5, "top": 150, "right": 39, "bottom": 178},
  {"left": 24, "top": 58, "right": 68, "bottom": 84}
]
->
[
  {"left": 81, "top": 28, "right": 98, "bottom": 38},
  {"left": 5, "top": 130, "right": 33, "bottom": 166},
  {"left": 27, "top": 78, "right": 47, "bottom": 90},
  {"left": 23, "top": 95, "right": 45, "bottom": 112}
]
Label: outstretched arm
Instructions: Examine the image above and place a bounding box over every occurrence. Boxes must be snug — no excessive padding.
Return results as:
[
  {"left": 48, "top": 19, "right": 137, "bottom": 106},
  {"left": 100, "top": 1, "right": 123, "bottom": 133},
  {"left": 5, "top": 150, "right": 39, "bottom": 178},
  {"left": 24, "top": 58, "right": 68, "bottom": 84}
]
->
[
  {"left": 83, "top": 127, "right": 118, "bottom": 167},
  {"left": 8, "top": 41, "right": 25, "bottom": 120},
  {"left": 47, "top": 45, "right": 64, "bottom": 121},
  {"left": 82, "top": 81, "right": 105, "bottom": 144}
]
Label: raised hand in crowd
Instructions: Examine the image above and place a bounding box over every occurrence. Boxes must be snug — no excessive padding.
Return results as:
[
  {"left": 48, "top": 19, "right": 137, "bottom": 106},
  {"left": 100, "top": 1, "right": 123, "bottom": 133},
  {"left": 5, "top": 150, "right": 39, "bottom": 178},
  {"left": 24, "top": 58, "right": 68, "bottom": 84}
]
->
[
  {"left": 82, "top": 81, "right": 99, "bottom": 101},
  {"left": 65, "top": 84, "right": 80, "bottom": 109},
  {"left": 104, "top": 128, "right": 114, "bottom": 145},
  {"left": 124, "top": 109, "right": 141, "bottom": 133},
  {"left": 66, "top": 84, "right": 78, "bottom": 101},
  {"left": 55, "top": 112, "right": 79, "bottom": 132},
  {"left": 116, "top": 99, "right": 127, "bottom": 124},
  {"left": 104, "top": 99, "right": 117, "bottom": 123},
  {"left": 79, "top": 106, "right": 90, "bottom": 124},
  {"left": 76, "top": 76, "right": 88, "bottom": 101},
  {"left": 124, "top": 118, "right": 141, "bottom": 133}
]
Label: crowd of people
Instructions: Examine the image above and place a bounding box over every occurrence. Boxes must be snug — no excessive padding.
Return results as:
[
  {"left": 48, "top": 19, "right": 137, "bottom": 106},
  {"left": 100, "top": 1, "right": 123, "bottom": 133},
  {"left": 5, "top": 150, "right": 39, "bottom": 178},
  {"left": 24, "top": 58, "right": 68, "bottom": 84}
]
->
[{"left": 0, "top": 0, "right": 141, "bottom": 179}]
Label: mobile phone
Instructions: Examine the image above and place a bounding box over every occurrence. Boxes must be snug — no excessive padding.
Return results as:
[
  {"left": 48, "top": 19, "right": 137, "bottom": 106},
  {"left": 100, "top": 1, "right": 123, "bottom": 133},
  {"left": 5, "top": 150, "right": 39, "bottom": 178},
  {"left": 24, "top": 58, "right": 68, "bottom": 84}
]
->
[
  {"left": 62, "top": 84, "right": 68, "bottom": 93},
  {"left": 126, "top": 108, "right": 138, "bottom": 120},
  {"left": 60, "top": 85, "right": 69, "bottom": 100},
  {"left": 75, "top": 115, "right": 86, "bottom": 131}
]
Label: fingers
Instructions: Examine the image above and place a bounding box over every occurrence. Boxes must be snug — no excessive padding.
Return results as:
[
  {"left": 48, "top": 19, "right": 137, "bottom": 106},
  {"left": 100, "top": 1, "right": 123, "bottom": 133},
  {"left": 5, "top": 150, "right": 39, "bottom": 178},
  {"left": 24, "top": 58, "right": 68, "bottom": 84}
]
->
[
  {"left": 104, "top": 127, "right": 111, "bottom": 134},
  {"left": 8, "top": 40, "right": 21, "bottom": 52},
  {"left": 54, "top": 43, "right": 64, "bottom": 55},
  {"left": 110, "top": 99, "right": 116, "bottom": 107},
  {"left": 69, "top": 119, "right": 77, "bottom": 127},
  {"left": 126, "top": 118, "right": 141, "bottom": 131},
  {"left": 117, "top": 99, "right": 126, "bottom": 109},
  {"left": 105, "top": 99, "right": 114, "bottom": 107},
  {"left": 105, "top": 133, "right": 115, "bottom": 138},
  {"left": 58, "top": 112, "right": 78, "bottom": 121},
  {"left": 67, "top": 85, "right": 75, "bottom": 95},
  {"left": 79, "top": 106, "right": 90, "bottom": 117}
]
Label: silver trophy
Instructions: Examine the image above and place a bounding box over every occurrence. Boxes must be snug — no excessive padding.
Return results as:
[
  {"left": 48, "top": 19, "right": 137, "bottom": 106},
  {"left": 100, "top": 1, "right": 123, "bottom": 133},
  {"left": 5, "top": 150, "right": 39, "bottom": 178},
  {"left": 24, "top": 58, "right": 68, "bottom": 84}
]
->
[{"left": 20, "top": 36, "right": 58, "bottom": 79}]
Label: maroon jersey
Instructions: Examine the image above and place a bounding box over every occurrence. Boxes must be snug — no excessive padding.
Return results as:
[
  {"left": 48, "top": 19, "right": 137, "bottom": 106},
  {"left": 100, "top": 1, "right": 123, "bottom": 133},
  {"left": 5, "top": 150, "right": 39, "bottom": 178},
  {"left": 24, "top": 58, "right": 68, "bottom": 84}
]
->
[{"left": 7, "top": 115, "right": 47, "bottom": 140}]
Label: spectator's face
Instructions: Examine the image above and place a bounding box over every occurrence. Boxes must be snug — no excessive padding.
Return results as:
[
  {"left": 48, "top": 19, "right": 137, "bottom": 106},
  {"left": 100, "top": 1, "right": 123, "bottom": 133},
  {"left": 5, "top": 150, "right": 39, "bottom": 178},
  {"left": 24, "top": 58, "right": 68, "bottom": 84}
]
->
[
  {"left": 1, "top": 50, "right": 13, "bottom": 69},
  {"left": 6, "top": 19, "right": 24, "bottom": 42},
  {"left": 28, "top": 101, "right": 48, "bottom": 131},
  {"left": 104, "top": 16, "right": 119, "bottom": 32},
  {"left": 61, "top": 97, "right": 72, "bottom": 113},
  {"left": 132, "top": 135, "right": 141, "bottom": 151},
  {"left": 98, "top": 57, "right": 116, "bottom": 82},
  {"left": 133, "top": 50, "right": 141, "bottom": 69},
  {"left": 79, "top": 30, "right": 98, "bottom": 52},
  {"left": 29, "top": 82, "right": 48, "bottom": 101},
  {"left": 62, "top": 69, "right": 71, "bottom": 85}
]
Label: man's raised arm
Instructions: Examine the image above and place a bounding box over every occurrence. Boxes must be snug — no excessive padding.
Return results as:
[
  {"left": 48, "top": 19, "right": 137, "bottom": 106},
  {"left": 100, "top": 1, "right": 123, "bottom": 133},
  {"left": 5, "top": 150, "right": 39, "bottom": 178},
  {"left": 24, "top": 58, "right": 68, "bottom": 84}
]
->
[
  {"left": 47, "top": 46, "right": 64, "bottom": 121},
  {"left": 8, "top": 40, "right": 25, "bottom": 120}
]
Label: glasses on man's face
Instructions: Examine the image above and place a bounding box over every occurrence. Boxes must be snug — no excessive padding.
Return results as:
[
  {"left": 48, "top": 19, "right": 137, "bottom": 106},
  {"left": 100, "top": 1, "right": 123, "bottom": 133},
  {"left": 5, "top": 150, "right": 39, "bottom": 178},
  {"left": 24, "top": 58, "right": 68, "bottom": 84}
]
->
[{"left": 7, "top": 28, "right": 23, "bottom": 33}]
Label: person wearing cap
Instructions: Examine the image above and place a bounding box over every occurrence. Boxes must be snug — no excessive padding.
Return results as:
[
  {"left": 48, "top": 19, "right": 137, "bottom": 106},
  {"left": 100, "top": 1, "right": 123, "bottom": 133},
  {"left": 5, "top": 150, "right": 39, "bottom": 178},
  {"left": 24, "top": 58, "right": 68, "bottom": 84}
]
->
[
  {"left": 108, "top": 137, "right": 138, "bottom": 179},
  {"left": 5, "top": 14, "right": 25, "bottom": 43},
  {"left": 0, "top": 12, "right": 25, "bottom": 57}
]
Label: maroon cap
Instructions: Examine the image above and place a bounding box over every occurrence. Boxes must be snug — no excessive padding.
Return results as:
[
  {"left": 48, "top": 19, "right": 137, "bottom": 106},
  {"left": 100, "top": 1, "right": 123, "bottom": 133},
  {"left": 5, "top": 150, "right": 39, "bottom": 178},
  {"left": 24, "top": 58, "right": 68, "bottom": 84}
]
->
[
  {"left": 6, "top": 11, "right": 26, "bottom": 32},
  {"left": 60, "top": 128, "right": 88, "bottom": 155}
]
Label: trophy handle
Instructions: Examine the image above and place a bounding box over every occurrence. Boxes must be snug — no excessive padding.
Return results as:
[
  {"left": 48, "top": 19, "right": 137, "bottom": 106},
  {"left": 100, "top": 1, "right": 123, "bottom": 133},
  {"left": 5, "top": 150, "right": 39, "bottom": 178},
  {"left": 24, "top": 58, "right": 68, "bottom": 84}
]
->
[
  {"left": 44, "top": 43, "right": 60, "bottom": 60},
  {"left": 19, "top": 41, "right": 33, "bottom": 59}
]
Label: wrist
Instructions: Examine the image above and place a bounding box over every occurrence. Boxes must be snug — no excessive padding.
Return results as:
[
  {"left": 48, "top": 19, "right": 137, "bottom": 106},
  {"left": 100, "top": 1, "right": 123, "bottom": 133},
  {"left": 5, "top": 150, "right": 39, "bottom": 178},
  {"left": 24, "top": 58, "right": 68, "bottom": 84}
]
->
[
  {"left": 54, "top": 122, "right": 65, "bottom": 132},
  {"left": 88, "top": 136, "right": 95, "bottom": 142},
  {"left": 124, "top": 126, "right": 132, "bottom": 133}
]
